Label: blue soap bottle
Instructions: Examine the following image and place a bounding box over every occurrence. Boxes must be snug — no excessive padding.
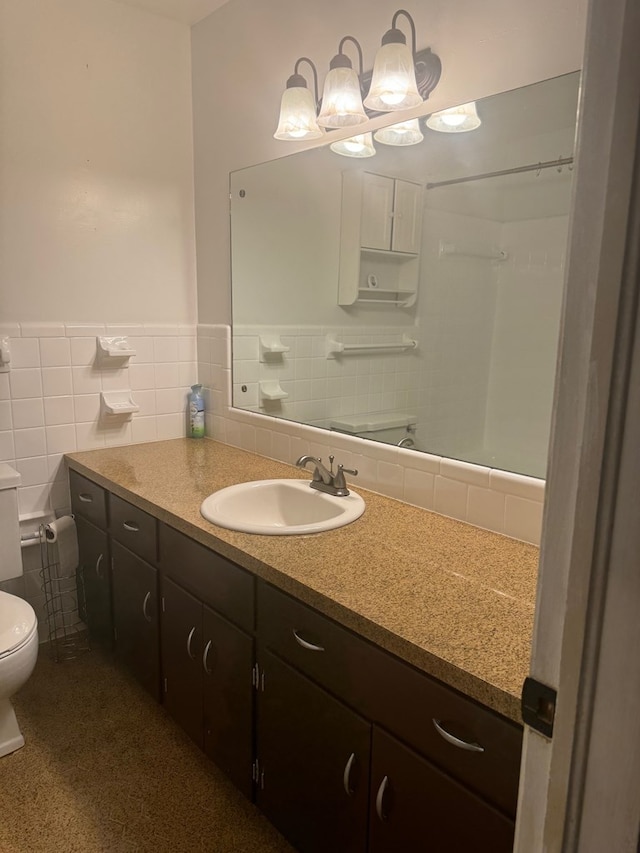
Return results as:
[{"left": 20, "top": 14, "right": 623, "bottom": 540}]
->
[{"left": 188, "top": 384, "right": 205, "bottom": 438}]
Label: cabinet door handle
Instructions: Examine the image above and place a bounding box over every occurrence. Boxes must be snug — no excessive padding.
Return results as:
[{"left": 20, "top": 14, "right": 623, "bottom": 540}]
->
[
  {"left": 343, "top": 752, "right": 356, "bottom": 796},
  {"left": 142, "top": 591, "right": 152, "bottom": 623},
  {"left": 95, "top": 553, "right": 104, "bottom": 580},
  {"left": 123, "top": 521, "right": 140, "bottom": 532},
  {"left": 375, "top": 776, "right": 389, "bottom": 821},
  {"left": 78, "top": 493, "right": 93, "bottom": 503},
  {"left": 432, "top": 719, "right": 485, "bottom": 753},
  {"left": 292, "top": 629, "right": 325, "bottom": 652},
  {"left": 186, "top": 626, "right": 197, "bottom": 660},
  {"left": 202, "top": 640, "right": 214, "bottom": 675}
]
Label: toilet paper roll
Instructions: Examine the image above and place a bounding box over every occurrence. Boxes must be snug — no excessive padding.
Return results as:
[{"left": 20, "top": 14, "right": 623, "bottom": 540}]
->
[{"left": 45, "top": 516, "right": 79, "bottom": 575}]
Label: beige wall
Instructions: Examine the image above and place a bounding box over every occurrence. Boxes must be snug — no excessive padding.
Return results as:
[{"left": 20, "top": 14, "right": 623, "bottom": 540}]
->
[
  {"left": 192, "top": 0, "right": 588, "bottom": 324},
  {"left": 0, "top": 0, "right": 196, "bottom": 324}
]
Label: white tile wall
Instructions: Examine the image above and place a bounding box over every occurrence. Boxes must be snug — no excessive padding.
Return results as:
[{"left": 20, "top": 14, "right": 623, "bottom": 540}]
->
[
  {"left": 199, "top": 323, "right": 546, "bottom": 546},
  {"left": 0, "top": 322, "right": 197, "bottom": 519}
]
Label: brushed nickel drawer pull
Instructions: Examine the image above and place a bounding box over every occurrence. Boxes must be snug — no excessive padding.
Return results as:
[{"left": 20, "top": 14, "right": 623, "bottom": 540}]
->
[
  {"left": 292, "top": 629, "right": 325, "bottom": 652},
  {"left": 343, "top": 752, "right": 356, "bottom": 796},
  {"left": 203, "top": 640, "right": 213, "bottom": 675},
  {"left": 95, "top": 553, "right": 104, "bottom": 580},
  {"left": 123, "top": 521, "right": 140, "bottom": 532},
  {"left": 186, "top": 626, "right": 197, "bottom": 660},
  {"left": 375, "top": 775, "right": 389, "bottom": 821},
  {"left": 78, "top": 493, "right": 93, "bottom": 503},
  {"left": 142, "top": 591, "right": 152, "bottom": 623},
  {"left": 432, "top": 719, "right": 485, "bottom": 753}
]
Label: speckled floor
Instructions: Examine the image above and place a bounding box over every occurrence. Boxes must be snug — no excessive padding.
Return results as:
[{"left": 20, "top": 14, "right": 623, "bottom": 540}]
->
[{"left": 1, "top": 646, "right": 295, "bottom": 853}]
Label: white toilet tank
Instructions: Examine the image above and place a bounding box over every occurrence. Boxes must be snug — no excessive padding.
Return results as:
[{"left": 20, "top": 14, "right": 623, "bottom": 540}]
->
[
  {"left": 330, "top": 412, "right": 417, "bottom": 445},
  {"left": 0, "top": 464, "right": 22, "bottom": 582}
]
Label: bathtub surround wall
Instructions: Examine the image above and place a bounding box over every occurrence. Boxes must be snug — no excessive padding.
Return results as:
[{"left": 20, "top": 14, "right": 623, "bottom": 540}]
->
[{"left": 199, "top": 324, "right": 545, "bottom": 545}]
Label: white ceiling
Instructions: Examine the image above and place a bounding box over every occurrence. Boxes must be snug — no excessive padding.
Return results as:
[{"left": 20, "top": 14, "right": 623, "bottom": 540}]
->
[{"left": 115, "top": 0, "right": 229, "bottom": 25}]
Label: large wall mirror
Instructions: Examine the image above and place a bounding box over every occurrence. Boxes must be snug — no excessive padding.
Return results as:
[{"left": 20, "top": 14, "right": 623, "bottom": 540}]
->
[{"left": 230, "top": 72, "right": 580, "bottom": 478}]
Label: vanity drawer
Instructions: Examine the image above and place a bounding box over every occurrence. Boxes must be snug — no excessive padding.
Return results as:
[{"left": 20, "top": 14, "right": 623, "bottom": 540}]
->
[
  {"left": 109, "top": 494, "right": 158, "bottom": 566},
  {"left": 159, "top": 524, "right": 254, "bottom": 633},
  {"left": 70, "top": 470, "right": 108, "bottom": 529},
  {"left": 258, "top": 582, "right": 522, "bottom": 817}
]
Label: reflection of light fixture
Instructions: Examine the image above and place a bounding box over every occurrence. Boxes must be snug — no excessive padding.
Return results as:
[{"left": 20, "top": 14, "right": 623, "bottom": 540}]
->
[
  {"left": 426, "top": 102, "right": 481, "bottom": 133},
  {"left": 317, "top": 37, "right": 367, "bottom": 128},
  {"left": 274, "top": 57, "right": 324, "bottom": 140},
  {"left": 274, "top": 11, "right": 442, "bottom": 142},
  {"left": 330, "top": 132, "right": 376, "bottom": 158},
  {"left": 374, "top": 118, "right": 424, "bottom": 146},
  {"left": 364, "top": 10, "right": 422, "bottom": 112}
]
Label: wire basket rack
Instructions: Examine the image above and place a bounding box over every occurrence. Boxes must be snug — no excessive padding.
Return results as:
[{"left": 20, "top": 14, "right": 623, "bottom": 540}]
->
[{"left": 39, "top": 523, "right": 90, "bottom": 662}]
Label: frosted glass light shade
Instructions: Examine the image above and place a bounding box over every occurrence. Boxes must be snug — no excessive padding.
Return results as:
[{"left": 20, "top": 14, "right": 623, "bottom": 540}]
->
[
  {"left": 274, "top": 86, "right": 324, "bottom": 140},
  {"left": 426, "top": 102, "right": 481, "bottom": 133},
  {"left": 330, "top": 132, "right": 376, "bottom": 158},
  {"left": 363, "top": 42, "right": 422, "bottom": 111},
  {"left": 317, "top": 67, "right": 368, "bottom": 128},
  {"left": 374, "top": 119, "right": 423, "bottom": 146}
]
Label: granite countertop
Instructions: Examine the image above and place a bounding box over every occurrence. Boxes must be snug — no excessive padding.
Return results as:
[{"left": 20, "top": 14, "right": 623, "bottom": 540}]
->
[{"left": 65, "top": 438, "right": 539, "bottom": 723}]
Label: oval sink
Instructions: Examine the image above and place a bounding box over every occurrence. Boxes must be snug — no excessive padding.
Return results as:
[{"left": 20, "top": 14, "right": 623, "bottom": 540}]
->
[{"left": 200, "top": 479, "right": 365, "bottom": 535}]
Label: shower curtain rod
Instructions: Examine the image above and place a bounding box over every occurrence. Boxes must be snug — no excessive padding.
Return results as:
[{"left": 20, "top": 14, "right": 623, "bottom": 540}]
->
[{"left": 426, "top": 156, "right": 574, "bottom": 190}]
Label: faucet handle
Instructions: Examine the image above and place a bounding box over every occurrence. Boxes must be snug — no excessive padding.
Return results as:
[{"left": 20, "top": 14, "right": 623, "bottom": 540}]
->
[{"left": 334, "top": 463, "right": 358, "bottom": 491}]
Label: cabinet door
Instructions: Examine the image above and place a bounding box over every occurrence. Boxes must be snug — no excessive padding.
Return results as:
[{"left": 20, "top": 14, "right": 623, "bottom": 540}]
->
[
  {"left": 256, "top": 649, "right": 370, "bottom": 853},
  {"left": 202, "top": 605, "right": 254, "bottom": 799},
  {"left": 391, "top": 179, "right": 422, "bottom": 254},
  {"left": 369, "top": 727, "right": 514, "bottom": 853},
  {"left": 161, "top": 577, "right": 203, "bottom": 747},
  {"left": 75, "top": 515, "right": 112, "bottom": 646},
  {"left": 360, "top": 173, "right": 394, "bottom": 250},
  {"left": 111, "top": 540, "right": 160, "bottom": 700}
]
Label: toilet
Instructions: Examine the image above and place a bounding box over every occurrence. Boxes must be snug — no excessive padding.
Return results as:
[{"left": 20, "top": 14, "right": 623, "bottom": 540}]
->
[
  {"left": 330, "top": 412, "right": 417, "bottom": 446},
  {"left": 0, "top": 463, "right": 38, "bottom": 758}
]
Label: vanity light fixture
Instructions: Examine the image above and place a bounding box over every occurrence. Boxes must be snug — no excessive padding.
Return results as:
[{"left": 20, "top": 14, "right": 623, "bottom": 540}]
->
[
  {"left": 374, "top": 118, "right": 424, "bottom": 146},
  {"left": 426, "top": 101, "right": 482, "bottom": 133},
  {"left": 273, "top": 57, "right": 324, "bottom": 140},
  {"left": 274, "top": 10, "right": 442, "bottom": 143},
  {"left": 317, "top": 37, "right": 368, "bottom": 128},
  {"left": 329, "top": 132, "right": 376, "bottom": 158},
  {"left": 363, "top": 9, "right": 422, "bottom": 112}
]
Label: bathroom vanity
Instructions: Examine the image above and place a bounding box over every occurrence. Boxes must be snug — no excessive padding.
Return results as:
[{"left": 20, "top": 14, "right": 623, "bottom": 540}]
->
[{"left": 66, "top": 438, "right": 538, "bottom": 852}]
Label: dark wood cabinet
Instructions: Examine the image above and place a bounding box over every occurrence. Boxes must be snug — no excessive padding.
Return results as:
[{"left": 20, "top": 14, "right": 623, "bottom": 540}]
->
[
  {"left": 111, "top": 539, "right": 160, "bottom": 700},
  {"left": 161, "top": 575, "right": 254, "bottom": 798},
  {"left": 369, "top": 727, "right": 514, "bottom": 853},
  {"left": 75, "top": 515, "right": 112, "bottom": 646},
  {"left": 256, "top": 649, "right": 371, "bottom": 853}
]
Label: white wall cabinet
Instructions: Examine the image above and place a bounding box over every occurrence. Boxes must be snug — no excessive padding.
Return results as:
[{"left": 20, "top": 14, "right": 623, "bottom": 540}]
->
[{"left": 339, "top": 171, "right": 423, "bottom": 307}]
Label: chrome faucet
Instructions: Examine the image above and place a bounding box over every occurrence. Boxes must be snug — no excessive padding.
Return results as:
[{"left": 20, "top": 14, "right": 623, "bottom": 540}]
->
[{"left": 295, "top": 455, "right": 358, "bottom": 497}]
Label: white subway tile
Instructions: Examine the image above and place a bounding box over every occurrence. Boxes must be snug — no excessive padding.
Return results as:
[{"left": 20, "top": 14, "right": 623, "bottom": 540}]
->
[
  {"left": 403, "top": 468, "right": 435, "bottom": 510},
  {"left": 39, "top": 338, "right": 71, "bottom": 367},
  {"left": 179, "top": 362, "right": 197, "bottom": 387},
  {"left": 130, "top": 363, "right": 156, "bottom": 390},
  {"left": 47, "top": 454, "right": 66, "bottom": 482},
  {"left": 377, "top": 461, "right": 404, "bottom": 500},
  {"left": 490, "top": 469, "right": 545, "bottom": 502},
  {"left": 10, "top": 338, "right": 40, "bottom": 368},
  {"left": 71, "top": 366, "right": 101, "bottom": 395},
  {"left": 504, "top": 496, "right": 544, "bottom": 545},
  {"left": 271, "top": 431, "right": 291, "bottom": 463},
  {"left": 101, "top": 368, "right": 130, "bottom": 392},
  {"left": 42, "top": 367, "right": 73, "bottom": 397},
  {"left": 129, "top": 336, "right": 155, "bottom": 362},
  {"left": 144, "top": 324, "right": 181, "bottom": 337},
  {"left": 155, "top": 363, "right": 180, "bottom": 389},
  {"left": 44, "top": 396, "right": 75, "bottom": 426},
  {"left": 50, "top": 481, "right": 71, "bottom": 514},
  {"left": 20, "top": 323, "right": 65, "bottom": 339},
  {"left": 9, "top": 368, "right": 42, "bottom": 399},
  {"left": 75, "top": 422, "right": 105, "bottom": 451},
  {"left": 153, "top": 336, "right": 179, "bottom": 363},
  {"left": 156, "top": 388, "right": 185, "bottom": 415},
  {"left": 103, "top": 422, "right": 132, "bottom": 447},
  {"left": 434, "top": 476, "right": 469, "bottom": 522},
  {"left": 0, "top": 401, "right": 11, "bottom": 431},
  {"left": 133, "top": 390, "right": 156, "bottom": 416},
  {"left": 105, "top": 324, "right": 144, "bottom": 336},
  {"left": 398, "top": 448, "right": 441, "bottom": 475},
  {"left": 131, "top": 417, "right": 157, "bottom": 444},
  {"left": 14, "top": 427, "right": 46, "bottom": 458},
  {"left": 239, "top": 424, "right": 256, "bottom": 452},
  {"left": 0, "top": 323, "right": 21, "bottom": 337},
  {"left": 156, "top": 413, "right": 184, "bottom": 440},
  {"left": 45, "top": 424, "right": 77, "bottom": 455},
  {"left": 0, "top": 375, "right": 9, "bottom": 401},
  {"left": 254, "top": 428, "right": 273, "bottom": 458},
  {"left": 18, "top": 484, "right": 51, "bottom": 516},
  {"left": 467, "top": 487, "right": 506, "bottom": 534},
  {"left": 178, "top": 336, "right": 197, "bottom": 362},
  {"left": 65, "top": 324, "right": 105, "bottom": 337},
  {"left": 11, "top": 398, "right": 44, "bottom": 429}
]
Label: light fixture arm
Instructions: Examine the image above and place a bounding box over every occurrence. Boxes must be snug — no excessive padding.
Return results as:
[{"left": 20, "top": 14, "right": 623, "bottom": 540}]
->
[
  {"left": 387, "top": 9, "right": 417, "bottom": 56},
  {"left": 287, "top": 56, "right": 319, "bottom": 105},
  {"left": 333, "top": 35, "right": 364, "bottom": 77}
]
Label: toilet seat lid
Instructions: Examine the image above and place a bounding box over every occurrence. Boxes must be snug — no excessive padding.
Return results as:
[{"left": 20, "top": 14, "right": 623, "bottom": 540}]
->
[{"left": 0, "top": 591, "right": 37, "bottom": 656}]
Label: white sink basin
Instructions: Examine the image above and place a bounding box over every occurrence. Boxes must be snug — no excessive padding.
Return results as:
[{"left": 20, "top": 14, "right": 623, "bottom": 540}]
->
[{"left": 200, "top": 479, "right": 365, "bottom": 535}]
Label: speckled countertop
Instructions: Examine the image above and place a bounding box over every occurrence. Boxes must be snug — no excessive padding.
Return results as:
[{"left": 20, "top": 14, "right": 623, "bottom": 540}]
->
[{"left": 65, "top": 438, "right": 539, "bottom": 723}]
